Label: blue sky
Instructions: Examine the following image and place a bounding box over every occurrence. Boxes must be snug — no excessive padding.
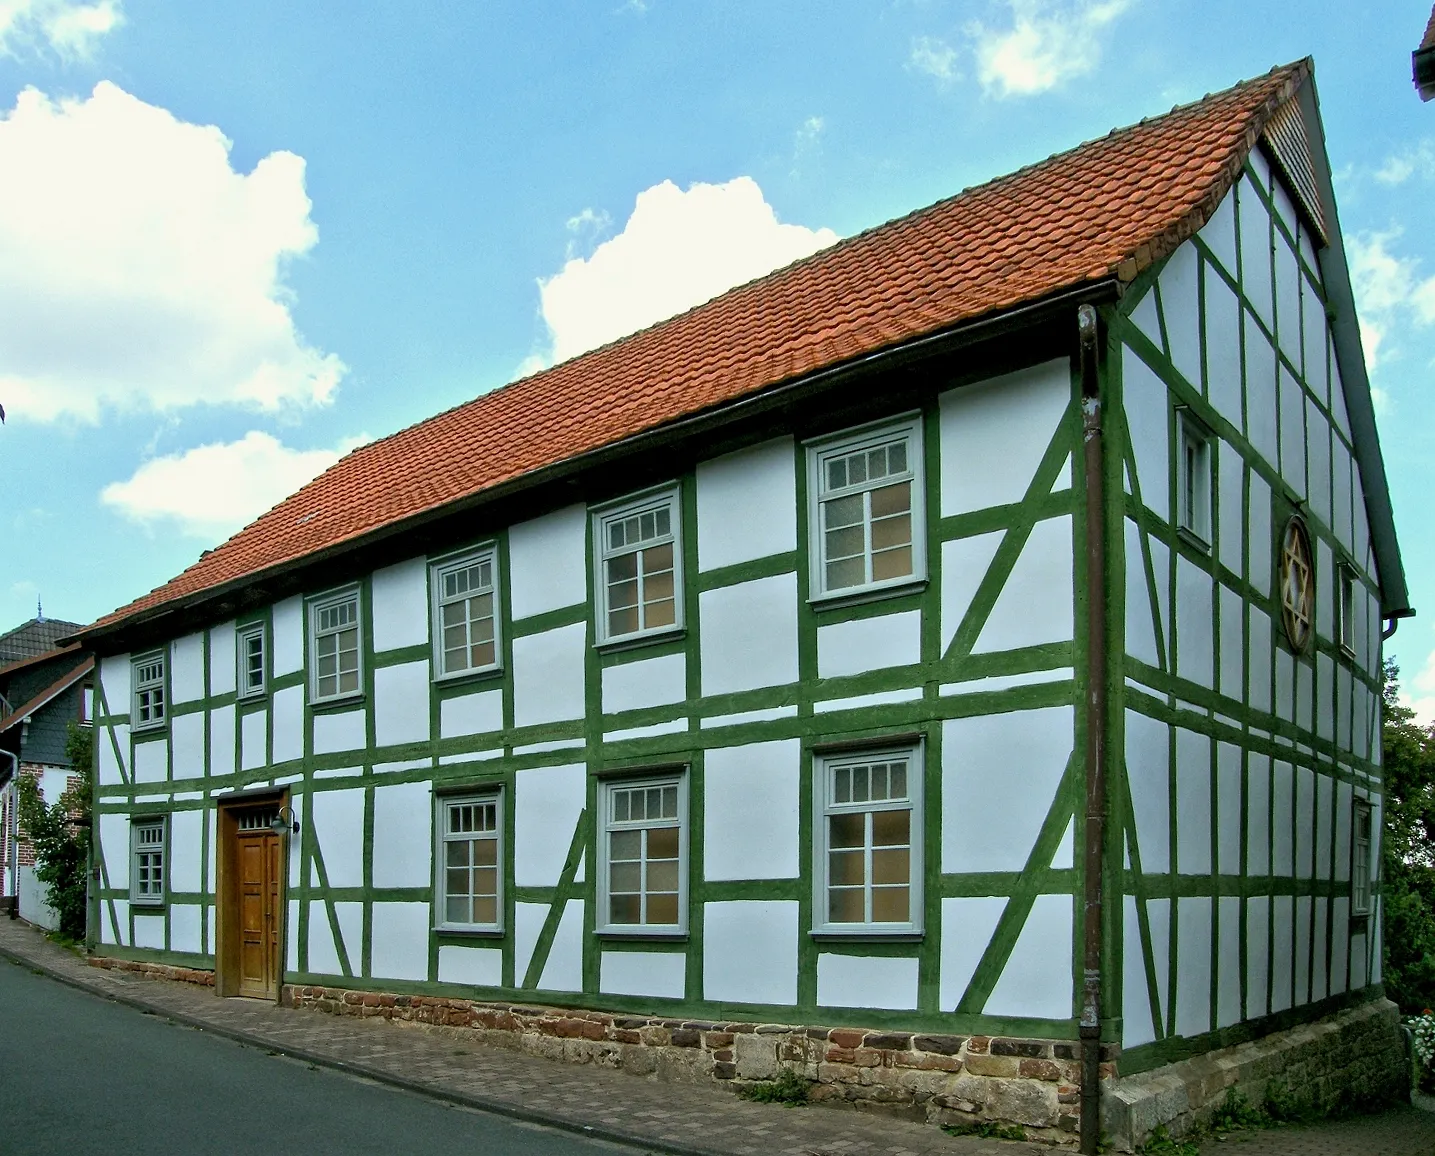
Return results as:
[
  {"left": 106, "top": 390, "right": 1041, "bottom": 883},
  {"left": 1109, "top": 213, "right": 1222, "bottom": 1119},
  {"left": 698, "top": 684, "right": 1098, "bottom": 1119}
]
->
[{"left": 2, "top": 0, "right": 1433, "bottom": 715}]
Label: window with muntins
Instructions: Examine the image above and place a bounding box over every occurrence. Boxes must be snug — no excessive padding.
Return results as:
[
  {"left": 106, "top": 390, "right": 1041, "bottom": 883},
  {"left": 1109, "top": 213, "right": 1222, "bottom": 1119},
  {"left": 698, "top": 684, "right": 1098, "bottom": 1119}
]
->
[
  {"left": 1352, "top": 800, "right": 1372, "bottom": 915},
  {"left": 131, "top": 654, "right": 166, "bottom": 729},
  {"left": 437, "top": 793, "right": 502, "bottom": 930},
  {"left": 815, "top": 744, "right": 923, "bottom": 934},
  {"left": 237, "top": 623, "right": 266, "bottom": 698},
  {"left": 808, "top": 418, "right": 925, "bottom": 600},
  {"left": 433, "top": 551, "right": 499, "bottom": 678},
  {"left": 1338, "top": 566, "right": 1356, "bottom": 656},
  {"left": 311, "top": 591, "right": 361, "bottom": 701},
  {"left": 594, "top": 488, "right": 682, "bottom": 645},
  {"left": 131, "top": 819, "right": 165, "bottom": 905},
  {"left": 598, "top": 775, "right": 686, "bottom": 933},
  {"left": 1177, "top": 413, "right": 1212, "bottom": 545}
]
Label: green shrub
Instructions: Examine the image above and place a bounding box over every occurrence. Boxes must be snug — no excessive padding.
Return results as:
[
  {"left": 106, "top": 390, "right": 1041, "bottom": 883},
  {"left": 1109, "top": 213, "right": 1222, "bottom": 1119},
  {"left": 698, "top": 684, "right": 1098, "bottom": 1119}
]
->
[
  {"left": 15, "top": 722, "right": 93, "bottom": 941},
  {"left": 734, "top": 1067, "right": 810, "bottom": 1105}
]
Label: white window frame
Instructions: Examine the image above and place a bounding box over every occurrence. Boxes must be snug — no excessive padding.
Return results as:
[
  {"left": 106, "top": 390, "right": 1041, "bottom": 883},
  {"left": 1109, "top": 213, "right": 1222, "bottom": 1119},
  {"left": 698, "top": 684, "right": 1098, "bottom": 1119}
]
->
[
  {"left": 806, "top": 415, "right": 926, "bottom": 603},
  {"left": 434, "top": 789, "right": 504, "bottom": 933},
  {"left": 1177, "top": 411, "right": 1213, "bottom": 546},
  {"left": 595, "top": 771, "right": 688, "bottom": 937},
  {"left": 308, "top": 587, "right": 364, "bottom": 704},
  {"left": 236, "top": 621, "right": 267, "bottom": 700},
  {"left": 813, "top": 740, "right": 924, "bottom": 936},
  {"left": 131, "top": 652, "right": 167, "bottom": 731},
  {"left": 591, "top": 485, "right": 684, "bottom": 647},
  {"left": 130, "top": 817, "right": 166, "bottom": 906},
  {"left": 1351, "top": 798, "right": 1372, "bottom": 916},
  {"left": 79, "top": 683, "right": 94, "bottom": 728},
  {"left": 1337, "top": 565, "right": 1357, "bottom": 657},
  {"left": 430, "top": 547, "right": 502, "bottom": 680}
]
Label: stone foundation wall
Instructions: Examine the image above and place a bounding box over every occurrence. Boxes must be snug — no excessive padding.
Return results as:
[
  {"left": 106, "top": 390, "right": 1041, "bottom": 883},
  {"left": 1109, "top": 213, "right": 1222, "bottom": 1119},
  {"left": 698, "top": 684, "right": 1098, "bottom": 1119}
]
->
[
  {"left": 88, "top": 956, "right": 215, "bottom": 986},
  {"left": 284, "top": 983, "right": 1110, "bottom": 1142}
]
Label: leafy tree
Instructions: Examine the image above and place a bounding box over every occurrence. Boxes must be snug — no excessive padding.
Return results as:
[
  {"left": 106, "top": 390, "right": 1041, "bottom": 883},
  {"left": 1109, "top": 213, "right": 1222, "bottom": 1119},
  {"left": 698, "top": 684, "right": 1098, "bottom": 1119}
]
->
[
  {"left": 15, "top": 721, "right": 93, "bottom": 941},
  {"left": 1380, "top": 660, "right": 1435, "bottom": 1012}
]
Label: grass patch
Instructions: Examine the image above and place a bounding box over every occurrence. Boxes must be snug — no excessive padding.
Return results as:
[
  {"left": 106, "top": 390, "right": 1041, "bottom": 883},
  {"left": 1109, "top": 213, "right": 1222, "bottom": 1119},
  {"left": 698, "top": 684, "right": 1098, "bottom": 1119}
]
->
[
  {"left": 942, "top": 1119, "right": 1028, "bottom": 1141},
  {"left": 1137, "top": 1126, "right": 1199, "bottom": 1156},
  {"left": 734, "top": 1067, "right": 810, "bottom": 1106}
]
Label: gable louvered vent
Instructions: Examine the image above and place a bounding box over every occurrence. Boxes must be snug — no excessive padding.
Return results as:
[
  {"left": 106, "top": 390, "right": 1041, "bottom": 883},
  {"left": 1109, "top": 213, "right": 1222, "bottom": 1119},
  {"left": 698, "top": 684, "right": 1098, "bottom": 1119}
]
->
[{"left": 1261, "top": 98, "right": 1328, "bottom": 245}]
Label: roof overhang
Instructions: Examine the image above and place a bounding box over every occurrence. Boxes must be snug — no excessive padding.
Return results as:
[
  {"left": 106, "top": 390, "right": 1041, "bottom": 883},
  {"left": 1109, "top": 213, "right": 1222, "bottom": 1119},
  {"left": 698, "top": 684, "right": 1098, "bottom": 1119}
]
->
[
  {"left": 0, "top": 657, "right": 94, "bottom": 737},
  {"left": 0, "top": 642, "right": 83, "bottom": 680},
  {"left": 1417, "top": 44, "right": 1435, "bottom": 101}
]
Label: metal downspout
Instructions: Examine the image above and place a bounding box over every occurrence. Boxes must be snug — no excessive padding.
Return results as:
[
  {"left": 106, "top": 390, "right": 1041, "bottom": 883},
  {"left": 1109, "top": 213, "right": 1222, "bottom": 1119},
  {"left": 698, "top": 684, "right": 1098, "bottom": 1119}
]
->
[{"left": 1077, "top": 304, "right": 1107, "bottom": 1155}]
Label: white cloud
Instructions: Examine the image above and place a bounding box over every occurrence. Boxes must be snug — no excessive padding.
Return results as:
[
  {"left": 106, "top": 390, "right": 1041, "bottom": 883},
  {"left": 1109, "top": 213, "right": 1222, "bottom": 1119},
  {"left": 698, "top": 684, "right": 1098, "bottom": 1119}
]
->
[
  {"left": 531, "top": 176, "right": 838, "bottom": 366},
  {"left": 0, "top": 0, "right": 120, "bottom": 57},
  {"left": 909, "top": 35, "right": 960, "bottom": 84},
  {"left": 1404, "top": 634, "right": 1435, "bottom": 727},
  {"left": 1346, "top": 230, "right": 1435, "bottom": 374},
  {"left": 1374, "top": 141, "right": 1435, "bottom": 186},
  {"left": 0, "top": 82, "right": 344, "bottom": 424},
  {"left": 100, "top": 431, "right": 360, "bottom": 541},
  {"left": 968, "top": 0, "right": 1133, "bottom": 98}
]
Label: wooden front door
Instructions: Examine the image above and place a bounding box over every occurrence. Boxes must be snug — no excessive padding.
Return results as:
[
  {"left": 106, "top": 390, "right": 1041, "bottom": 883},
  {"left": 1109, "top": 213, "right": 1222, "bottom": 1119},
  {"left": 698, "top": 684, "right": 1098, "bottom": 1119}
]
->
[{"left": 236, "top": 826, "right": 281, "bottom": 998}]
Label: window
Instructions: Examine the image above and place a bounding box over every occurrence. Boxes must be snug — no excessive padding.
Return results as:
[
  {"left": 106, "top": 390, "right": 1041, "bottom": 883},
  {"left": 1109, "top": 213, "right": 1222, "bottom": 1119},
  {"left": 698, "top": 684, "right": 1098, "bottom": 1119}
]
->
[
  {"left": 814, "top": 743, "right": 924, "bottom": 934},
  {"left": 593, "top": 487, "right": 683, "bottom": 646},
  {"left": 131, "top": 653, "right": 166, "bottom": 730},
  {"left": 131, "top": 818, "right": 165, "bottom": 905},
  {"left": 1352, "top": 800, "right": 1372, "bottom": 916},
  {"left": 1337, "top": 566, "right": 1357, "bottom": 656},
  {"left": 1279, "top": 516, "right": 1315, "bottom": 654},
  {"left": 310, "top": 589, "right": 362, "bottom": 702},
  {"left": 79, "top": 683, "right": 94, "bottom": 728},
  {"left": 597, "top": 774, "right": 686, "bottom": 934},
  {"left": 436, "top": 792, "right": 502, "bottom": 931},
  {"left": 237, "top": 622, "right": 266, "bottom": 699},
  {"left": 807, "top": 417, "right": 925, "bottom": 601},
  {"left": 1177, "top": 412, "right": 1212, "bottom": 544},
  {"left": 432, "top": 550, "right": 500, "bottom": 678}
]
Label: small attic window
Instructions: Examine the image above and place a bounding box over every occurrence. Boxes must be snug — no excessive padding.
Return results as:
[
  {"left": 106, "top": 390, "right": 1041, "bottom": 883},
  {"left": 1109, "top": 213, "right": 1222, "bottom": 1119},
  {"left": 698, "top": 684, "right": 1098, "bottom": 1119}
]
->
[{"left": 1176, "top": 411, "right": 1212, "bottom": 548}]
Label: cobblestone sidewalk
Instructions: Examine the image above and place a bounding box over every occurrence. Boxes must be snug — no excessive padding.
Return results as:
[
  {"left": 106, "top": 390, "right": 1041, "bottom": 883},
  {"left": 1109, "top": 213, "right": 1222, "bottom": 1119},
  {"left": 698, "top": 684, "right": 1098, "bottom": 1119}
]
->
[{"left": 2, "top": 919, "right": 1431, "bottom": 1155}]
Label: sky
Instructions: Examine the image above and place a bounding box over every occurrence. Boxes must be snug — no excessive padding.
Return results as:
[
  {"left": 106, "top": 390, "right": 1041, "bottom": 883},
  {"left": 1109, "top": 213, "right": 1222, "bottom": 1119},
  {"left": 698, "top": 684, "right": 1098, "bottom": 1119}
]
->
[{"left": 1, "top": 0, "right": 1433, "bottom": 717}]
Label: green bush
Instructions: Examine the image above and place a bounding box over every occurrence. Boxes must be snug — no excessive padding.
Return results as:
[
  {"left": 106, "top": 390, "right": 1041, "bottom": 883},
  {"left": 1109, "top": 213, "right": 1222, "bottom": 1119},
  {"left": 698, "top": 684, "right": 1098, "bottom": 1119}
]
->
[
  {"left": 734, "top": 1067, "right": 810, "bottom": 1105},
  {"left": 15, "top": 721, "right": 93, "bottom": 941}
]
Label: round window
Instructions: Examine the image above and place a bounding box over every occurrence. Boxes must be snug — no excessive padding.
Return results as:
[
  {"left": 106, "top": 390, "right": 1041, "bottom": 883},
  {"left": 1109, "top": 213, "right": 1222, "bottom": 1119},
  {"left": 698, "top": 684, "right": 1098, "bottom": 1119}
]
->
[{"left": 1279, "top": 515, "right": 1315, "bottom": 654}]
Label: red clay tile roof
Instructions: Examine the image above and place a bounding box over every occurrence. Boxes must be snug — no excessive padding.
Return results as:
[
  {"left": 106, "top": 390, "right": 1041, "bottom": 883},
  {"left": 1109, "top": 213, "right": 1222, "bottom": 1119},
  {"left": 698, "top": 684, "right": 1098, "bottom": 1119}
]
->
[
  {"left": 88, "top": 61, "right": 1310, "bottom": 636},
  {"left": 1423, "top": 5, "right": 1435, "bottom": 51}
]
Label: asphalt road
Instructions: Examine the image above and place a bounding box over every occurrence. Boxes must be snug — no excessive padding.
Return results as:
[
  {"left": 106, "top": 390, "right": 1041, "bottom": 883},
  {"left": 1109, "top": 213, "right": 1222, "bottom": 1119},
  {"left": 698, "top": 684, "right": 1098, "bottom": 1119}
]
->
[{"left": 0, "top": 959, "right": 637, "bottom": 1155}]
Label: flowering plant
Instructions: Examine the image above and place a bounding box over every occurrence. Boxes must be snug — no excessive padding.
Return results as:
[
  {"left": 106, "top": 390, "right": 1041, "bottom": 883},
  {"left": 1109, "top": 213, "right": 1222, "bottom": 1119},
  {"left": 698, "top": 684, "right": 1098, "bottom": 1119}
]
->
[{"left": 1408, "top": 1010, "right": 1435, "bottom": 1093}]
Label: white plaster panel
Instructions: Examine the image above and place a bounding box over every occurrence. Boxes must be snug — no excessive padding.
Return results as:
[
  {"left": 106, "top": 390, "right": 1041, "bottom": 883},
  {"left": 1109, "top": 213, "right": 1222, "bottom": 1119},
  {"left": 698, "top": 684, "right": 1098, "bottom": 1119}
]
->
[
  {"left": 371, "top": 557, "right": 429, "bottom": 652},
  {"left": 1199, "top": 188, "right": 1238, "bottom": 280},
  {"left": 514, "top": 902, "right": 547, "bottom": 985},
  {"left": 508, "top": 505, "right": 587, "bottom": 620},
  {"left": 818, "top": 953, "right": 919, "bottom": 1011},
  {"left": 209, "top": 621, "right": 236, "bottom": 698},
  {"left": 817, "top": 610, "right": 921, "bottom": 679},
  {"left": 100, "top": 654, "right": 131, "bottom": 717},
  {"left": 1330, "top": 896, "right": 1349, "bottom": 993},
  {"left": 1217, "top": 442, "right": 1244, "bottom": 580},
  {"left": 1294, "top": 895, "right": 1312, "bottom": 1006},
  {"left": 170, "top": 904, "right": 201, "bottom": 955},
  {"left": 270, "top": 685, "right": 303, "bottom": 766},
  {"left": 440, "top": 688, "right": 503, "bottom": 739},
  {"left": 1175, "top": 896, "right": 1212, "bottom": 1038},
  {"left": 1206, "top": 265, "right": 1243, "bottom": 428},
  {"left": 98, "top": 723, "right": 129, "bottom": 785},
  {"left": 942, "top": 706, "right": 1073, "bottom": 874},
  {"left": 1052, "top": 817, "right": 1074, "bottom": 870},
  {"left": 1275, "top": 230, "right": 1302, "bottom": 368},
  {"left": 374, "top": 660, "right": 431, "bottom": 748},
  {"left": 698, "top": 573, "right": 798, "bottom": 696},
  {"left": 1130, "top": 285, "right": 1162, "bottom": 350},
  {"left": 1245, "top": 319, "right": 1278, "bottom": 469},
  {"left": 1126, "top": 709, "right": 1169, "bottom": 873},
  {"left": 1175, "top": 728, "right": 1211, "bottom": 875},
  {"left": 372, "top": 780, "right": 432, "bottom": 889},
  {"left": 170, "top": 633, "right": 205, "bottom": 705},
  {"left": 1124, "top": 519, "right": 1160, "bottom": 668},
  {"left": 1332, "top": 443, "right": 1353, "bottom": 553},
  {"left": 1307, "top": 401, "right": 1331, "bottom": 529},
  {"left": 1123, "top": 348, "right": 1169, "bottom": 521},
  {"left": 271, "top": 596, "right": 303, "bottom": 676},
  {"left": 287, "top": 900, "right": 300, "bottom": 973},
  {"left": 1217, "top": 896, "right": 1241, "bottom": 1029},
  {"left": 171, "top": 712, "right": 204, "bottom": 781},
  {"left": 313, "top": 708, "right": 367, "bottom": 755},
  {"left": 1335, "top": 779, "right": 1353, "bottom": 882},
  {"left": 98, "top": 813, "right": 129, "bottom": 890},
  {"left": 702, "top": 900, "right": 798, "bottom": 1006},
  {"left": 133, "top": 738, "right": 167, "bottom": 783},
  {"left": 1175, "top": 555, "right": 1213, "bottom": 689},
  {"left": 1278, "top": 366, "right": 1306, "bottom": 498},
  {"left": 939, "top": 359, "right": 1070, "bottom": 516},
  {"left": 370, "top": 902, "right": 430, "bottom": 982},
  {"left": 1247, "top": 895, "right": 1269, "bottom": 1017},
  {"left": 600, "top": 950, "right": 687, "bottom": 1000},
  {"left": 208, "top": 706, "right": 234, "bottom": 778},
  {"left": 132, "top": 912, "right": 165, "bottom": 950},
  {"left": 286, "top": 794, "right": 306, "bottom": 888},
  {"left": 1272, "top": 760, "right": 1294, "bottom": 876},
  {"left": 1150, "top": 537, "right": 1171, "bottom": 664},
  {"left": 985, "top": 893, "right": 1072, "bottom": 1021},
  {"left": 602, "top": 652, "right": 687, "bottom": 715},
  {"left": 695, "top": 437, "right": 797, "bottom": 571},
  {"left": 1219, "top": 584, "right": 1244, "bottom": 703},
  {"left": 1315, "top": 773, "right": 1334, "bottom": 880},
  {"left": 1123, "top": 896, "right": 1169, "bottom": 1048},
  {"left": 1217, "top": 742, "right": 1242, "bottom": 875},
  {"left": 1372, "top": 900, "right": 1383, "bottom": 985},
  {"left": 169, "top": 809, "right": 203, "bottom": 894},
  {"left": 206, "top": 810, "right": 216, "bottom": 900},
  {"left": 514, "top": 763, "right": 586, "bottom": 887},
  {"left": 1162, "top": 243, "right": 1202, "bottom": 391},
  {"left": 1239, "top": 176, "right": 1272, "bottom": 327},
  {"left": 1248, "top": 608, "right": 1272, "bottom": 714},
  {"left": 1271, "top": 895, "right": 1294, "bottom": 1012},
  {"left": 439, "top": 944, "right": 504, "bottom": 987},
  {"left": 941, "top": 531, "right": 1003, "bottom": 655},
  {"left": 1337, "top": 666, "right": 1352, "bottom": 753},
  {"left": 704, "top": 740, "right": 799, "bottom": 881},
  {"left": 940, "top": 896, "right": 1005, "bottom": 1012},
  {"left": 1248, "top": 471, "right": 1272, "bottom": 597},
  {"left": 311, "top": 787, "right": 366, "bottom": 888},
  {"left": 535, "top": 899, "right": 584, "bottom": 993},
  {"left": 1275, "top": 649, "right": 1294, "bottom": 725},
  {"left": 1314, "top": 653, "right": 1333, "bottom": 744},
  {"left": 309, "top": 901, "right": 362, "bottom": 977},
  {"left": 974, "top": 515, "right": 1073, "bottom": 654},
  {"left": 103, "top": 899, "right": 128, "bottom": 946},
  {"left": 1312, "top": 898, "right": 1329, "bottom": 1001},
  {"left": 1295, "top": 765, "right": 1315, "bottom": 879},
  {"left": 1303, "top": 272, "right": 1329, "bottom": 396},
  {"left": 512, "top": 622, "right": 586, "bottom": 728}
]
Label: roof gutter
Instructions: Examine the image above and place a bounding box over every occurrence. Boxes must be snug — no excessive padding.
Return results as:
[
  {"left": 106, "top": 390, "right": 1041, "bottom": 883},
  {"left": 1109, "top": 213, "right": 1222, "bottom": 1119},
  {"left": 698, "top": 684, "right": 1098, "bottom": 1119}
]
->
[{"left": 73, "top": 276, "right": 1121, "bottom": 652}]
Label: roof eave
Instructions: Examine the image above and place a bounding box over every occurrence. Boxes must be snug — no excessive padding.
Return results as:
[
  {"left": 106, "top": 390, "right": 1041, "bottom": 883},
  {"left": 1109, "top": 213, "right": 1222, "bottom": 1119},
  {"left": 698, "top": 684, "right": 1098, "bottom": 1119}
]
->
[
  {"left": 0, "top": 657, "right": 95, "bottom": 736},
  {"left": 1416, "top": 46, "right": 1435, "bottom": 101}
]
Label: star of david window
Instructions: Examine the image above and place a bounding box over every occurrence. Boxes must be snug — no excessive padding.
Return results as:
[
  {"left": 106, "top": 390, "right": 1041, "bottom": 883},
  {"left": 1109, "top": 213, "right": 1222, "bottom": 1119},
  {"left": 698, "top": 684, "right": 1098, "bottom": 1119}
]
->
[{"left": 1279, "top": 516, "right": 1314, "bottom": 654}]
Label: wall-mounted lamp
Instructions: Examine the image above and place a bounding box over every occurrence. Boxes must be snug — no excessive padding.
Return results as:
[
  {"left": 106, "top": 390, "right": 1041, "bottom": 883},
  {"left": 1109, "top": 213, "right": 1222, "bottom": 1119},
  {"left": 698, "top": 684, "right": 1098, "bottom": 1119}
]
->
[{"left": 268, "top": 806, "right": 300, "bottom": 837}]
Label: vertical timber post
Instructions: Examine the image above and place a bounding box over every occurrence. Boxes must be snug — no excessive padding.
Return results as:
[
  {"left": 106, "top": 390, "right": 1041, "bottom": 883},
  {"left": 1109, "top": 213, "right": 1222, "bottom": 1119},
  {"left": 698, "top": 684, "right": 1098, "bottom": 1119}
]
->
[{"left": 1078, "top": 304, "right": 1107, "bottom": 1155}]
